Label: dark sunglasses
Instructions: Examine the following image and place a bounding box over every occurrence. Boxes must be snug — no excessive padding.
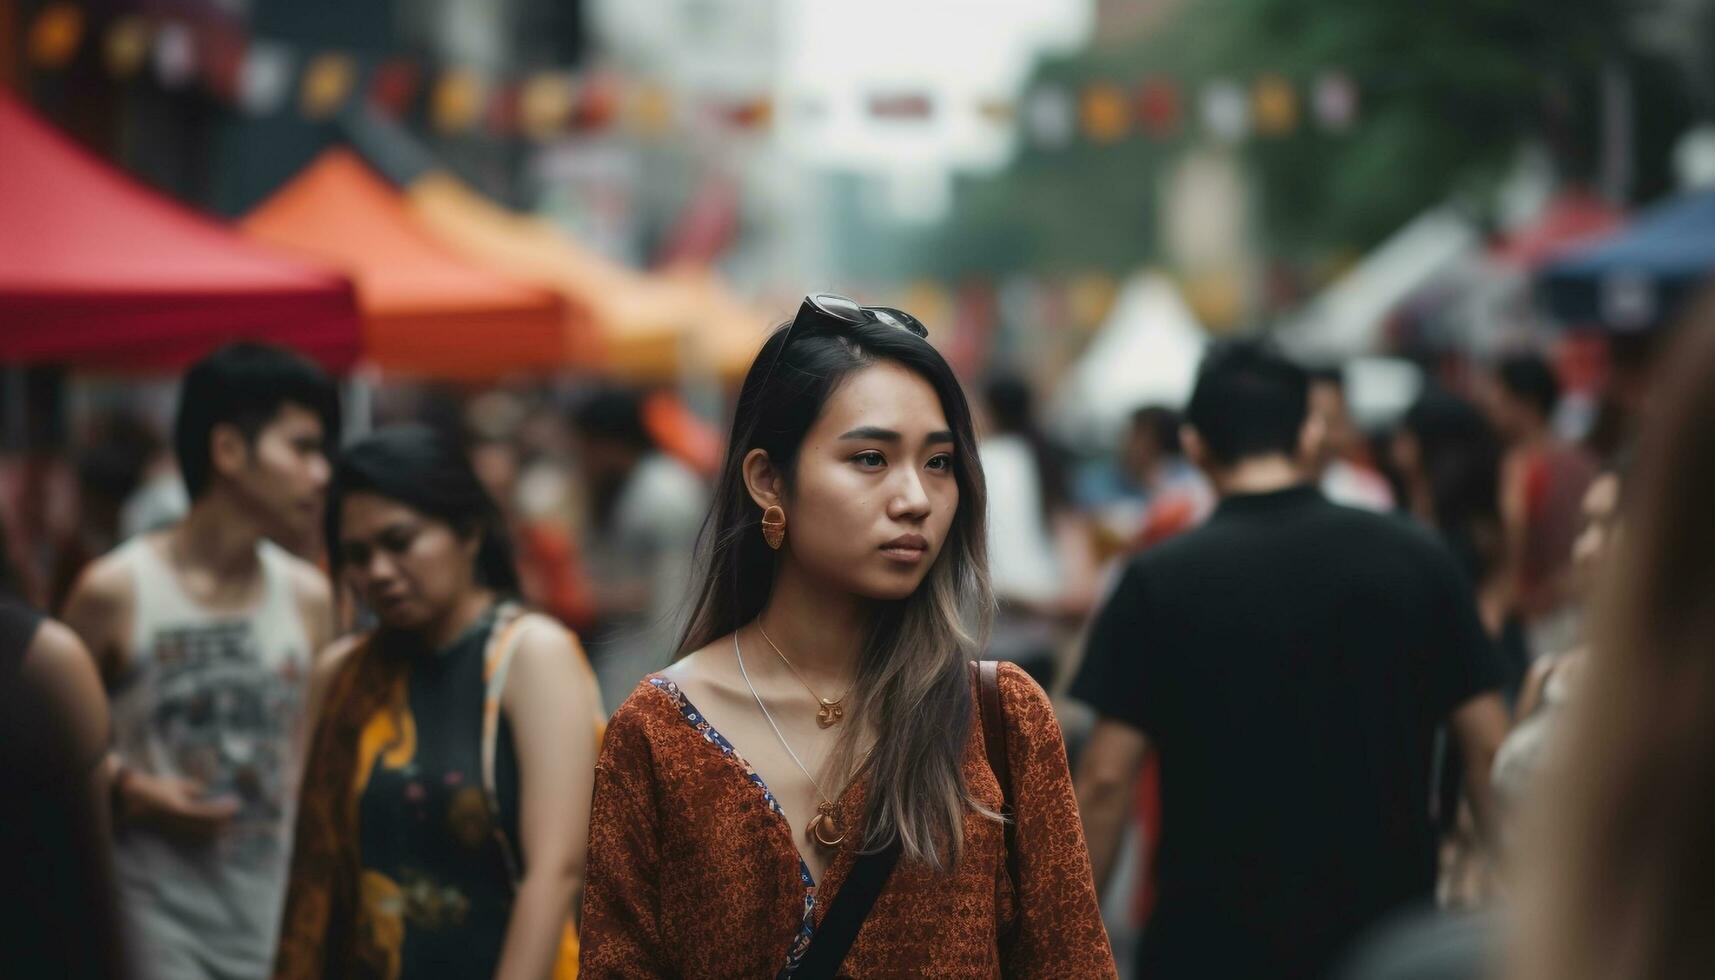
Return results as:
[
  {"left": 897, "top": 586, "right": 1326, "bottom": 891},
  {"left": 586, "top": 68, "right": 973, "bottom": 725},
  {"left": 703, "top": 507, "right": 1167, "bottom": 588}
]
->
[{"left": 792, "top": 292, "right": 929, "bottom": 339}]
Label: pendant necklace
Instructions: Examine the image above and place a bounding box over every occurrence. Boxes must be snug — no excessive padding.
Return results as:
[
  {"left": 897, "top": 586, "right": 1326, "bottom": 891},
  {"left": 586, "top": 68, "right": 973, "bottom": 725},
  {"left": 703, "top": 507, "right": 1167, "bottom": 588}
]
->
[
  {"left": 757, "top": 623, "right": 850, "bottom": 728},
  {"left": 735, "top": 631, "right": 846, "bottom": 849}
]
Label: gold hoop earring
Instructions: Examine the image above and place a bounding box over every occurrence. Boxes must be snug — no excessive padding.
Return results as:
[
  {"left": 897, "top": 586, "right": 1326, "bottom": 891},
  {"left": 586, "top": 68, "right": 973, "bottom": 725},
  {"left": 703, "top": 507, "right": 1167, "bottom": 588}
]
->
[{"left": 761, "top": 505, "right": 786, "bottom": 550}]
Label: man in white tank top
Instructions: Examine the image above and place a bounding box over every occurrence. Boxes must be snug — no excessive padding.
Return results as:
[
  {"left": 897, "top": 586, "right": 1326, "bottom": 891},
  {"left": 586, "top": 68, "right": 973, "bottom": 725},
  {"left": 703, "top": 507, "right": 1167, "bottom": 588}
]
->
[{"left": 63, "top": 344, "right": 339, "bottom": 980}]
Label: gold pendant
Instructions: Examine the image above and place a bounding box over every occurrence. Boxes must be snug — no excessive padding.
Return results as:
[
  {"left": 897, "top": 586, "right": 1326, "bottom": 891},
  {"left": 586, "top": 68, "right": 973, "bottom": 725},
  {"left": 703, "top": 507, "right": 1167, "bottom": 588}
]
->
[
  {"left": 808, "top": 801, "right": 845, "bottom": 848},
  {"left": 816, "top": 698, "right": 844, "bottom": 728}
]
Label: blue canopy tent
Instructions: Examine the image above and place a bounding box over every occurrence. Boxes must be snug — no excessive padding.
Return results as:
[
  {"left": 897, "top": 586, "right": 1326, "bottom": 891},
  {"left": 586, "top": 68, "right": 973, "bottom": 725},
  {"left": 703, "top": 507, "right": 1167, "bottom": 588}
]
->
[{"left": 1539, "top": 190, "right": 1715, "bottom": 332}]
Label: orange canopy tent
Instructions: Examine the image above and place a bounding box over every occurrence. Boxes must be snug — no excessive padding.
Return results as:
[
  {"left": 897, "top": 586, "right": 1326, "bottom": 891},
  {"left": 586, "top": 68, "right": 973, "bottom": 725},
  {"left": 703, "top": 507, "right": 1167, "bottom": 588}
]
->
[
  {"left": 241, "top": 150, "right": 565, "bottom": 381},
  {"left": 405, "top": 173, "right": 769, "bottom": 382}
]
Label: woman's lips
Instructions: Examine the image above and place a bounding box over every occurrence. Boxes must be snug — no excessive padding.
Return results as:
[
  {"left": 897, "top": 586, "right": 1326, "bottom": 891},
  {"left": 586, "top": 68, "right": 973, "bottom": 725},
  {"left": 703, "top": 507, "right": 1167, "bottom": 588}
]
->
[{"left": 880, "top": 534, "right": 929, "bottom": 563}]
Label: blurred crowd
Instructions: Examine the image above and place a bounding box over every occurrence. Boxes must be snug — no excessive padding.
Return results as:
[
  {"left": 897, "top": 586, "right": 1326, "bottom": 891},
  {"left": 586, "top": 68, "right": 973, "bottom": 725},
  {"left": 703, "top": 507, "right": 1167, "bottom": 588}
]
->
[{"left": 1, "top": 283, "right": 1711, "bottom": 979}]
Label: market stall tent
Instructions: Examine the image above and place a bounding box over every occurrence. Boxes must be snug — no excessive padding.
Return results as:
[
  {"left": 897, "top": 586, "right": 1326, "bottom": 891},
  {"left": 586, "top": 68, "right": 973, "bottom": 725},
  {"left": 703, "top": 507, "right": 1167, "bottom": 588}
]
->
[
  {"left": 0, "top": 93, "right": 360, "bottom": 370},
  {"left": 241, "top": 150, "right": 565, "bottom": 381},
  {"left": 1054, "top": 272, "right": 1208, "bottom": 451},
  {"left": 406, "top": 173, "right": 768, "bottom": 382},
  {"left": 1539, "top": 189, "right": 1715, "bottom": 332}
]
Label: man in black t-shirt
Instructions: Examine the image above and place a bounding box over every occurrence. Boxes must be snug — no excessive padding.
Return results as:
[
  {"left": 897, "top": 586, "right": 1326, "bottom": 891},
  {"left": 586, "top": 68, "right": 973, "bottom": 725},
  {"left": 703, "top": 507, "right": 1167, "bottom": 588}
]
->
[{"left": 1072, "top": 341, "right": 1509, "bottom": 980}]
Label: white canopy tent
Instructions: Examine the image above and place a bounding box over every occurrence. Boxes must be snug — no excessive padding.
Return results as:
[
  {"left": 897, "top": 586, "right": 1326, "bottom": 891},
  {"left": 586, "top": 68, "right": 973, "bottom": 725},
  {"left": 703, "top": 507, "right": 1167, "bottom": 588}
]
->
[
  {"left": 1053, "top": 272, "right": 1208, "bottom": 451},
  {"left": 1277, "top": 206, "right": 1481, "bottom": 363}
]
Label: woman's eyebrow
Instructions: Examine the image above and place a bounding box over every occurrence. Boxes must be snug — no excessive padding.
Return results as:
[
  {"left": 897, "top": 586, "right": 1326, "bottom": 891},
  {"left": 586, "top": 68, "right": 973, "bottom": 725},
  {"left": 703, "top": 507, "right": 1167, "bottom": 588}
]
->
[
  {"left": 838, "top": 427, "right": 956, "bottom": 446},
  {"left": 839, "top": 426, "right": 900, "bottom": 441}
]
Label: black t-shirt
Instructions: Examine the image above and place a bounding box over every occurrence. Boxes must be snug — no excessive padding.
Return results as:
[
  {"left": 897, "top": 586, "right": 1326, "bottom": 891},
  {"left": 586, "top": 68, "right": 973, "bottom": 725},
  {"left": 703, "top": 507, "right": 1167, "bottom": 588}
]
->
[{"left": 1071, "top": 486, "right": 1505, "bottom": 980}]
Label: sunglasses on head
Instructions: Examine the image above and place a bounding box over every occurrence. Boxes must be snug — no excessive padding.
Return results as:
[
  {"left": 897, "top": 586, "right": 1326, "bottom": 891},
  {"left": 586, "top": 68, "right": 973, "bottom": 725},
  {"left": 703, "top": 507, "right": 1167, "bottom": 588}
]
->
[{"left": 793, "top": 292, "right": 929, "bottom": 339}]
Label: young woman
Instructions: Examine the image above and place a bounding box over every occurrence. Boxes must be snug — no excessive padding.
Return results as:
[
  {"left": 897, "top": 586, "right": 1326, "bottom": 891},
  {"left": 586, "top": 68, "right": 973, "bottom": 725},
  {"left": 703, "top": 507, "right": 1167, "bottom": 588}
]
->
[
  {"left": 579, "top": 295, "right": 1114, "bottom": 977},
  {"left": 276, "top": 426, "right": 601, "bottom": 980}
]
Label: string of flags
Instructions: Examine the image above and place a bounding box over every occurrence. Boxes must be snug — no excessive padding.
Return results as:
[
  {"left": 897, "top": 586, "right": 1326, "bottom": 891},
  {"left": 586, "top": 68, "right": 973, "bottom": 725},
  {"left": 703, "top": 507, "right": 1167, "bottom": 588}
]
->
[{"left": 24, "top": 2, "right": 1360, "bottom": 144}]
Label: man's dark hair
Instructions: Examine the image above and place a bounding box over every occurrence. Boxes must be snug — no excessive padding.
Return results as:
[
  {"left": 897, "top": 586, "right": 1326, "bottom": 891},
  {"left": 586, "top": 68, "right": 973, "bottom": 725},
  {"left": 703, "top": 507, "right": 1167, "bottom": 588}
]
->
[
  {"left": 569, "top": 388, "right": 653, "bottom": 452},
  {"left": 1496, "top": 353, "right": 1560, "bottom": 419},
  {"left": 1185, "top": 338, "right": 1310, "bottom": 465},
  {"left": 173, "top": 342, "right": 340, "bottom": 500}
]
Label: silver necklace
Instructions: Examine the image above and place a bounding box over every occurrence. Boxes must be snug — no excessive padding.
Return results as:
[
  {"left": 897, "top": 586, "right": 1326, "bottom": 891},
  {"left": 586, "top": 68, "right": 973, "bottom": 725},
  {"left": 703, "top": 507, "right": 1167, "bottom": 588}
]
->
[{"left": 734, "top": 631, "right": 846, "bottom": 848}]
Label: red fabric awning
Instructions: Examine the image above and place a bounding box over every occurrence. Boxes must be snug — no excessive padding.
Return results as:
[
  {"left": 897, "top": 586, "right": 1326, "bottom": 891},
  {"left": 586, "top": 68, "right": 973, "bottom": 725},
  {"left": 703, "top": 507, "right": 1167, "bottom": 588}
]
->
[{"left": 0, "top": 93, "right": 361, "bottom": 371}]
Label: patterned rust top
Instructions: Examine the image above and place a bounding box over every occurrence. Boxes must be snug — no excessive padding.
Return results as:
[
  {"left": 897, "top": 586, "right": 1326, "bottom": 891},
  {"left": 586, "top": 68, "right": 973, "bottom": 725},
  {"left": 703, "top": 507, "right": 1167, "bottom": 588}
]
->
[{"left": 578, "top": 661, "right": 1115, "bottom": 978}]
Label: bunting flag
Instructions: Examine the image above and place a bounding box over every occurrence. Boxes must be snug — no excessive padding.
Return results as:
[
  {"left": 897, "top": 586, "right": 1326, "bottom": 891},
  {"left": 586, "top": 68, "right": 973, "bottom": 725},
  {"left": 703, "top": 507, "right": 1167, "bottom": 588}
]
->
[
  {"left": 1314, "top": 70, "right": 1358, "bottom": 131},
  {"left": 629, "top": 81, "right": 676, "bottom": 136},
  {"left": 300, "top": 53, "right": 356, "bottom": 120},
  {"left": 1200, "top": 79, "right": 1250, "bottom": 143},
  {"left": 151, "top": 22, "right": 196, "bottom": 90},
  {"left": 520, "top": 72, "right": 575, "bottom": 140},
  {"left": 431, "top": 68, "right": 486, "bottom": 133},
  {"left": 102, "top": 16, "right": 150, "bottom": 79},
  {"left": 1081, "top": 82, "right": 1131, "bottom": 143},
  {"left": 22, "top": 3, "right": 1365, "bottom": 147},
  {"left": 236, "top": 41, "right": 292, "bottom": 116},
  {"left": 868, "top": 92, "right": 934, "bottom": 120},
  {"left": 368, "top": 59, "right": 420, "bottom": 118},
  {"left": 1137, "top": 76, "right": 1181, "bottom": 137},
  {"left": 1025, "top": 86, "right": 1075, "bottom": 149},
  {"left": 27, "top": 3, "right": 84, "bottom": 69},
  {"left": 1252, "top": 73, "right": 1298, "bottom": 136}
]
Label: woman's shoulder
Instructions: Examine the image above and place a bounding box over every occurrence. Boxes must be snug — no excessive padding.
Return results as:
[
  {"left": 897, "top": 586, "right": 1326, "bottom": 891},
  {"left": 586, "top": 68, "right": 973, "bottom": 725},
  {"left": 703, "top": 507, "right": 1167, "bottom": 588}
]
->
[
  {"left": 992, "top": 659, "right": 1052, "bottom": 710},
  {"left": 602, "top": 673, "right": 684, "bottom": 747}
]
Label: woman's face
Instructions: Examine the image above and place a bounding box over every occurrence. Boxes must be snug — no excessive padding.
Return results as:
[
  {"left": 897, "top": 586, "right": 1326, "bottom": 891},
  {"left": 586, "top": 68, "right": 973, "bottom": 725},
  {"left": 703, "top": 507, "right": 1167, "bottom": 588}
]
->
[
  {"left": 769, "top": 361, "right": 961, "bottom": 602},
  {"left": 337, "top": 491, "right": 480, "bottom": 632}
]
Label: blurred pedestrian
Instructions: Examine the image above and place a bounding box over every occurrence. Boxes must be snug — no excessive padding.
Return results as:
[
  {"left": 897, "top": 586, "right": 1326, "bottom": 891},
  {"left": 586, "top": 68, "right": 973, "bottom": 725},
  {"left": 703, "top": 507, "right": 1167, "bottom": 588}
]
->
[
  {"left": 1481, "top": 354, "right": 1598, "bottom": 655},
  {"left": 1073, "top": 339, "right": 1511, "bottom": 980},
  {"left": 978, "top": 373, "right": 1094, "bottom": 689},
  {"left": 1, "top": 522, "right": 126, "bottom": 980},
  {"left": 579, "top": 294, "right": 1114, "bottom": 977},
  {"left": 61, "top": 342, "right": 340, "bottom": 980},
  {"left": 1392, "top": 389, "right": 1526, "bottom": 907},
  {"left": 277, "top": 426, "right": 600, "bottom": 980},
  {"left": 568, "top": 388, "right": 706, "bottom": 716},
  {"left": 1311, "top": 366, "right": 1396, "bottom": 512},
  {"left": 1507, "top": 317, "right": 1715, "bottom": 980}
]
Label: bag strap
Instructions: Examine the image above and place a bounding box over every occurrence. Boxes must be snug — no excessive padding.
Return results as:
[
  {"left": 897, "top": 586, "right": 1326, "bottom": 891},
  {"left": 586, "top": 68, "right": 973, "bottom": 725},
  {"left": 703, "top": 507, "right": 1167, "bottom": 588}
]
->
[
  {"left": 973, "top": 659, "right": 1019, "bottom": 896},
  {"left": 794, "top": 838, "right": 903, "bottom": 979},
  {"left": 482, "top": 603, "right": 536, "bottom": 889}
]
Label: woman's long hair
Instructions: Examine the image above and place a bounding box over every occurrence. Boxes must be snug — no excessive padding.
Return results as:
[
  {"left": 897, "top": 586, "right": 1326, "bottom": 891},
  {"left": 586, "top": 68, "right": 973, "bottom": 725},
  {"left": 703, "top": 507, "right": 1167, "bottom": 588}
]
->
[
  {"left": 677, "top": 316, "right": 995, "bottom": 871},
  {"left": 324, "top": 425, "right": 523, "bottom": 601},
  {"left": 1510, "top": 315, "right": 1715, "bottom": 980}
]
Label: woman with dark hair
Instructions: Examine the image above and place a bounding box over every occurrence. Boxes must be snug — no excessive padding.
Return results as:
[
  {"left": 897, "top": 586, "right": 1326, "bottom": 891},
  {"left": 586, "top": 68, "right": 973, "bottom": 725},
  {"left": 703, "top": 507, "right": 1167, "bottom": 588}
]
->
[
  {"left": 276, "top": 426, "right": 601, "bottom": 980},
  {"left": 579, "top": 295, "right": 1113, "bottom": 977}
]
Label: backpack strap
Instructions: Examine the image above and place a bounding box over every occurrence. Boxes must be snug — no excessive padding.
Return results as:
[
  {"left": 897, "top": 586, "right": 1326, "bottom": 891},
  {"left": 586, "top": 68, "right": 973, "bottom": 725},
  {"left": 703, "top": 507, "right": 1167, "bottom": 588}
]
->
[{"left": 972, "top": 659, "right": 1018, "bottom": 896}]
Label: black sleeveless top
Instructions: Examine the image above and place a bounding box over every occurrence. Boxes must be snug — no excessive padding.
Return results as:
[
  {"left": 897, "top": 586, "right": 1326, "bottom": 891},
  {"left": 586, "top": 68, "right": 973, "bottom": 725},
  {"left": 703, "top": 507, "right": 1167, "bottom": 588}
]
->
[
  {"left": 0, "top": 597, "right": 123, "bottom": 979},
  {"left": 355, "top": 609, "right": 522, "bottom": 978}
]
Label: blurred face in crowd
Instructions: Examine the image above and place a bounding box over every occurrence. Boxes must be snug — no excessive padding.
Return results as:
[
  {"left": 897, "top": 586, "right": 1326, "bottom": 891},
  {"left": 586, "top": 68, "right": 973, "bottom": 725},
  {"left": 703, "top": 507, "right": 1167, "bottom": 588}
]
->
[
  {"left": 1122, "top": 421, "right": 1162, "bottom": 486},
  {"left": 336, "top": 491, "right": 479, "bottom": 633},
  {"left": 1572, "top": 472, "right": 1622, "bottom": 595},
  {"left": 570, "top": 431, "right": 638, "bottom": 490},
  {"left": 1479, "top": 378, "right": 1537, "bottom": 445},
  {"left": 1309, "top": 379, "right": 1353, "bottom": 464},
  {"left": 214, "top": 403, "right": 331, "bottom": 544},
  {"left": 756, "top": 360, "right": 959, "bottom": 602}
]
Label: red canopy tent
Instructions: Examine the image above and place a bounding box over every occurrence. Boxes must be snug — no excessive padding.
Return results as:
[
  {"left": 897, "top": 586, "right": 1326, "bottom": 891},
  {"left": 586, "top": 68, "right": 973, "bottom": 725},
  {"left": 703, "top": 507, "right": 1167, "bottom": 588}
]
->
[{"left": 0, "top": 93, "right": 361, "bottom": 370}]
